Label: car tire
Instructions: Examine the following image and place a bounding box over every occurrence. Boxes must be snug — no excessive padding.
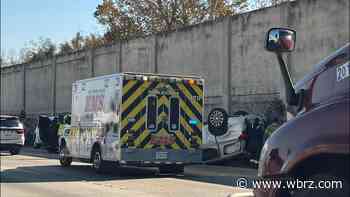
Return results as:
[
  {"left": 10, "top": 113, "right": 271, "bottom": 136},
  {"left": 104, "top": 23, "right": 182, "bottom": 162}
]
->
[
  {"left": 289, "top": 173, "right": 349, "bottom": 197},
  {"left": 92, "top": 148, "right": 109, "bottom": 174},
  {"left": 59, "top": 145, "right": 72, "bottom": 167},
  {"left": 9, "top": 147, "right": 20, "bottom": 155},
  {"left": 159, "top": 165, "right": 184, "bottom": 174}
]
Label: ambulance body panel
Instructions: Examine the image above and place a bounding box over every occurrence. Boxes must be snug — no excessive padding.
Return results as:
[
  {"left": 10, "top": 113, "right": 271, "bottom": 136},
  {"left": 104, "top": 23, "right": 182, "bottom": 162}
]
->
[{"left": 62, "top": 73, "right": 204, "bottom": 166}]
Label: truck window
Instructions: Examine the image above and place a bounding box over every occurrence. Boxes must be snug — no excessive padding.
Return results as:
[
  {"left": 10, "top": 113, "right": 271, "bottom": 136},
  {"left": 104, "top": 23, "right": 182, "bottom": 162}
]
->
[
  {"left": 169, "top": 97, "right": 180, "bottom": 131},
  {"left": 325, "top": 52, "right": 349, "bottom": 68},
  {"left": 147, "top": 96, "right": 157, "bottom": 131}
]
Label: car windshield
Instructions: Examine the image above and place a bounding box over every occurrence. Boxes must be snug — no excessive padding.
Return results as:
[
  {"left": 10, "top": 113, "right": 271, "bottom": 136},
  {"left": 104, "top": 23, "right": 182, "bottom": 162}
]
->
[{"left": 0, "top": 118, "right": 20, "bottom": 127}]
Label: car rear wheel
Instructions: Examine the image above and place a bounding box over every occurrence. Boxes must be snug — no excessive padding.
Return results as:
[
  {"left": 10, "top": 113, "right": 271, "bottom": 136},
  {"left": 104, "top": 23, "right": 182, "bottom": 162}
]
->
[
  {"left": 59, "top": 145, "right": 72, "bottom": 167},
  {"left": 159, "top": 165, "right": 184, "bottom": 174},
  {"left": 290, "top": 173, "right": 349, "bottom": 197}
]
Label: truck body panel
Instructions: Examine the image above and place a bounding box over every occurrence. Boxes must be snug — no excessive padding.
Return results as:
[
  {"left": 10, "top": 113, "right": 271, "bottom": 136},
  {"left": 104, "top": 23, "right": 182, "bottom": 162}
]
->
[{"left": 255, "top": 43, "right": 349, "bottom": 197}]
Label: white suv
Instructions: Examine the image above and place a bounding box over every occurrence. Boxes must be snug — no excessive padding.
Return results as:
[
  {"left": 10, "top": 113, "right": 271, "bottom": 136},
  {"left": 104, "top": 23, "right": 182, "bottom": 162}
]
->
[{"left": 0, "top": 115, "right": 25, "bottom": 155}]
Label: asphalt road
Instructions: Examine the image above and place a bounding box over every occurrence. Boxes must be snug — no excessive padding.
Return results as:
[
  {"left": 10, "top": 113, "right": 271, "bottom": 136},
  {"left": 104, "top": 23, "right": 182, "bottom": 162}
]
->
[{"left": 1, "top": 148, "right": 255, "bottom": 197}]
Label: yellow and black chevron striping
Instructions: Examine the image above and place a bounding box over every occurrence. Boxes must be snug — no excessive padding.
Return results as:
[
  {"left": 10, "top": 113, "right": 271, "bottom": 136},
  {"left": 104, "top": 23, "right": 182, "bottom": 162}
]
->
[{"left": 120, "top": 78, "right": 203, "bottom": 150}]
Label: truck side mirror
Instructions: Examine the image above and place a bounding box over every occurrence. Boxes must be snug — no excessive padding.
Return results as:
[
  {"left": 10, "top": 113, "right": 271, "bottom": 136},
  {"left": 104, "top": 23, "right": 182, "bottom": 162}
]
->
[
  {"left": 207, "top": 108, "right": 228, "bottom": 137},
  {"left": 265, "top": 27, "right": 298, "bottom": 106},
  {"left": 265, "top": 28, "right": 296, "bottom": 52}
]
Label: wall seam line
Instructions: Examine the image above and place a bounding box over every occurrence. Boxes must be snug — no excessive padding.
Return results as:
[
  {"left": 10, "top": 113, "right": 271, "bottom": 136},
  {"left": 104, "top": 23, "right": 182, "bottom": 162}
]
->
[{"left": 227, "top": 17, "right": 233, "bottom": 115}]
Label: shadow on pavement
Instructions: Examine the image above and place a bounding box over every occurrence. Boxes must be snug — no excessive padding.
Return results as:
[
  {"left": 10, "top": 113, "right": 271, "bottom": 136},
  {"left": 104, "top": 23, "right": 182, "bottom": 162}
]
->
[
  {"left": 183, "top": 166, "right": 257, "bottom": 187},
  {"left": 17, "top": 147, "right": 59, "bottom": 160},
  {"left": 1, "top": 164, "right": 257, "bottom": 188},
  {"left": 1, "top": 164, "right": 165, "bottom": 183},
  {"left": 1, "top": 148, "right": 257, "bottom": 188}
]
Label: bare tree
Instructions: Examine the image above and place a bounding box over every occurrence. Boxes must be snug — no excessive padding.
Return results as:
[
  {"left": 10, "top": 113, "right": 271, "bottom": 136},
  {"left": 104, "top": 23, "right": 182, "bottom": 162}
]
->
[
  {"left": 19, "top": 37, "right": 57, "bottom": 62},
  {"left": 94, "top": 0, "right": 248, "bottom": 41}
]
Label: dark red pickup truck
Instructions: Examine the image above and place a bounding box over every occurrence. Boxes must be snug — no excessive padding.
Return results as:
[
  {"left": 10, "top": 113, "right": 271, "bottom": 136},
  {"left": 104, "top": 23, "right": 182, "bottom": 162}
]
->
[
  {"left": 253, "top": 28, "right": 350, "bottom": 197},
  {"left": 212, "top": 28, "right": 350, "bottom": 197}
]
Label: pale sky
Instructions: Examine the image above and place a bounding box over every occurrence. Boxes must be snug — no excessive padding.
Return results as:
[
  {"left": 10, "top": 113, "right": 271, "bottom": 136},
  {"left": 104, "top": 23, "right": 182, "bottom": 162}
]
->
[
  {"left": 1, "top": 0, "right": 270, "bottom": 59},
  {"left": 1, "top": 0, "right": 103, "bottom": 58}
]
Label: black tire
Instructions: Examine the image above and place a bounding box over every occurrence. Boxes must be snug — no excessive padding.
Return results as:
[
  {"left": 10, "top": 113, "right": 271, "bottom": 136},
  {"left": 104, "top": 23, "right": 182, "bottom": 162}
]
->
[
  {"left": 9, "top": 147, "right": 20, "bottom": 155},
  {"left": 91, "top": 148, "right": 109, "bottom": 174},
  {"left": 59, "top": 144, "right": 72, "bottom": 167},
  {"left": 159, "top": 165, "right": 184, "bottom": 174},
  {"left": 290, "top": 173, "right": 349, "bottom": 197}
]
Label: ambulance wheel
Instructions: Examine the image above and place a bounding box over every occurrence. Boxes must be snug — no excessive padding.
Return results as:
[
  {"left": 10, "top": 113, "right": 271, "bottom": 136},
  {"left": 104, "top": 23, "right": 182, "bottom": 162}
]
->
[
  {"left": 9, "top": 147, "right": 21, "bottom": 155},
  {"left": 92, "top": 148, "right": 108, "bottom": 173},
  {"left": 59, "top": 145, "right": 72, "bottom": 167},
  {"left": 159, "top": 165, "right": 184, "bottom": 174}
]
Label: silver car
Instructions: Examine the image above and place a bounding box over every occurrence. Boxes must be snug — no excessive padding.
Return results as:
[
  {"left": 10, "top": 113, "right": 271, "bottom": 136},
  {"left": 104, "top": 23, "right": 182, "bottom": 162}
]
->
[
  {"left": 202, "top": 114, "right": 265, "bottom": 163},
  {"left": 0, "top": 115, "right": 25, "bottom": 155}
]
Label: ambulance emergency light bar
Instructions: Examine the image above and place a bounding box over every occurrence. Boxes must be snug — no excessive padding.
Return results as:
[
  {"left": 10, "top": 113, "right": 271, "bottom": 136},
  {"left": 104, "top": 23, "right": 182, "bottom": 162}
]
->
[{"left": 123, "top": 72, "right": 203, "bottom": 85}]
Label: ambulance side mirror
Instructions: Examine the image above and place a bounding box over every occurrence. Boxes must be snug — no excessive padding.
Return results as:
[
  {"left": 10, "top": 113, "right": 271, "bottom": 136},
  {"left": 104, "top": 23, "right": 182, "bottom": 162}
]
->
[{"left": 207, "top": 108, "right": 228, "bottom": 137}]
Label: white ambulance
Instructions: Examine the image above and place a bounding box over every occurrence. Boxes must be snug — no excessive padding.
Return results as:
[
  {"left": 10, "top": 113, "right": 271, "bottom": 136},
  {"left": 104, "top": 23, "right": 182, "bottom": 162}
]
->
[{"left": 59, "top": 72, "right": 204, "bottom": 174}]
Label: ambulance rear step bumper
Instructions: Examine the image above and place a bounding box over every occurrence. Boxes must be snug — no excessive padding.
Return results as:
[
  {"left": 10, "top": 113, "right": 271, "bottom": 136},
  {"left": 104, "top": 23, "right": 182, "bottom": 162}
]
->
[{"left": 120, "top": 148, "right": 202, "bottom": 166}]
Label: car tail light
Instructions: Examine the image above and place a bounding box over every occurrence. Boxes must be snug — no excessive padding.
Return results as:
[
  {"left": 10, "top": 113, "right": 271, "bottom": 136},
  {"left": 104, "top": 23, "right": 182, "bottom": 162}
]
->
[
  {"left": 239, "top": 132, "right": 248, "bottom": 140},
  {"left": 16, "top": 129, "right": 25, "bottom": 134}
]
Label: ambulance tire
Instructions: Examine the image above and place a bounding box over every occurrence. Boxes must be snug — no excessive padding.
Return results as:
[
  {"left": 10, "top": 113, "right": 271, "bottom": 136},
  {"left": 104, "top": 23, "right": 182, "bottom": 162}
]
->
[
  {"left": 159, "top": 165, "right": 184, "bottom": 174},
  {"left": 59, "top": 144, "right": 72, "bottom": 167},
  {"left": 92, "top": 148, "right": 109, "bottom": 174},
  {"left": 9, "top": 147, "right": 21, "bottom": 155}
]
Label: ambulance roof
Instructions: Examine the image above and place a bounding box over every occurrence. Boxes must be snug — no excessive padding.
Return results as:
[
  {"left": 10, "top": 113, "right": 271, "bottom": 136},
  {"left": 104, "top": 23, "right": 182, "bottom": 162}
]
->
[
  {"left": 123, "top": 72, "right": 203, "bottom": 79},
  {"left": 73, "top": 72, "right": 203, "bottom": 84}
]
